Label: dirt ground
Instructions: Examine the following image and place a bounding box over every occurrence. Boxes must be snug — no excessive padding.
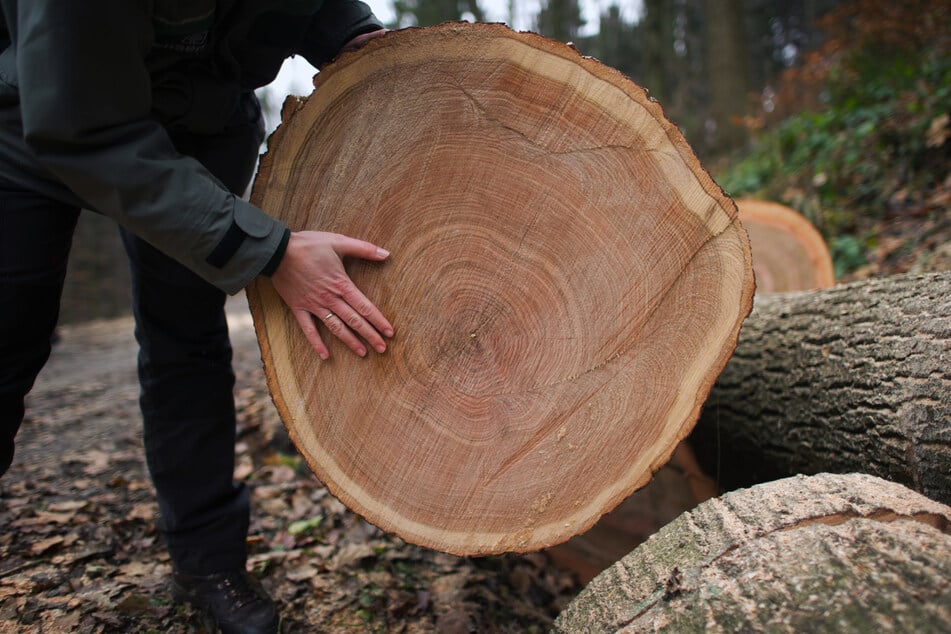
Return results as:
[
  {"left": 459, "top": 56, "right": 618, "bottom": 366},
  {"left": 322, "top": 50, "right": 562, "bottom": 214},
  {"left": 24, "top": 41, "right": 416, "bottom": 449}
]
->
[
  {"left": 0, "top": 298, "right": 581, "bottom": 633},
  {"left": 4, "top": 206, "right": 948, "bottom": 632}
]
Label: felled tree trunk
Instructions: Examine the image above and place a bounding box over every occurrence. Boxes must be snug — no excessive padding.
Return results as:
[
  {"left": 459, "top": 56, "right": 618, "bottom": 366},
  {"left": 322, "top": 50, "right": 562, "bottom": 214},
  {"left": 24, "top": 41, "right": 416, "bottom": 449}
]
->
[
  {"left": 545, "top": 441, "right": 718, "bottom": 584},
  {"left": 554, "top": 473, "right": 951, "bottom": 633},
  {"left": 735, "top": 199, "right": 834, "bottom": 293},
  {"left": 247, "top": 23, "right": 754, "bottom": 555},
  {"left": 690, "top": 272, "right": 951, "bottom": 504}
]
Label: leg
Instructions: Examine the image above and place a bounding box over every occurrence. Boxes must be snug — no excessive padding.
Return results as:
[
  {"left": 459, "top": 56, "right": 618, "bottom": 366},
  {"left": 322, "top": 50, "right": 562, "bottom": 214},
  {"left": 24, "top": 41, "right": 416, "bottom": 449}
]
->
[
  {"left": 0, "top": 189, "right": 79, "bottom": 476},
  {"left": 125, "top": 91, "right": 266, "bottom": 575},
  {"left": 121, "top": 231, "right": 250, "bottom": 574}
]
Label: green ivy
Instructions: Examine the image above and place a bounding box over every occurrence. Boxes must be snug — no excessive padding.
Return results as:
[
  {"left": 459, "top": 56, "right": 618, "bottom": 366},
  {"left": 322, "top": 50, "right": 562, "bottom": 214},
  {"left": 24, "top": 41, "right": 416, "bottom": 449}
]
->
[{"left": 718, "top": 43, "right": 950, "bottom": 278}]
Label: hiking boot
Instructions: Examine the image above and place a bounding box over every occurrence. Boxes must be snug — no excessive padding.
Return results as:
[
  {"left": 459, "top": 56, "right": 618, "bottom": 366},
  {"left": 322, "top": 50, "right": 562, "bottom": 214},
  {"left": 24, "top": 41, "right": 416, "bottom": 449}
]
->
[{"left": 171, "top": 569, "right": 280, "bottom": 634}]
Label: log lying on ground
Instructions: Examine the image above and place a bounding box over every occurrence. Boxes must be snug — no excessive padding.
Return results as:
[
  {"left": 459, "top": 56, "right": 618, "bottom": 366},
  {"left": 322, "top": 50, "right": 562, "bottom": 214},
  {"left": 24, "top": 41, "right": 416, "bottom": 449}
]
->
[
  {"left": 736, "top": 199, "right": 835, "bottom": 293},
  {"left": 554, "top": 473, "right": 951, "bottom": 633},
  {"left": 545, "top": 441, "right": 718, "bottom": 584},
  {"left": 690, "top": 272, "right": 951, "bottom": 504},
  {"left": 247, "top": 23, "right": 753, "bottom": 555}
]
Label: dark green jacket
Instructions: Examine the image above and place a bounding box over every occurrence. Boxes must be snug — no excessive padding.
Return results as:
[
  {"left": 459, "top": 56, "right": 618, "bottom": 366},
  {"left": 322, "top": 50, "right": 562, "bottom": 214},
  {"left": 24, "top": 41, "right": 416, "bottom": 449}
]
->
[{"left": 0, "top": 0, "right": 382, "bottom": 293}]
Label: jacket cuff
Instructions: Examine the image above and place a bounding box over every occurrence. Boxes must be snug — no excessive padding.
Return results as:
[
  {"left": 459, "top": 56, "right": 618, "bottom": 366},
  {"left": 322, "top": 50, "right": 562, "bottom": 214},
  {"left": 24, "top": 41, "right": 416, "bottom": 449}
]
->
[
  {"left": 299, "top": 0, "right": 384, "bottom": 67},
  {"left": 200, "top": 198, "right": 289, "bottom": 294},
  {"left": 260, "top": 227, "right": 291, "bottom": 277}
]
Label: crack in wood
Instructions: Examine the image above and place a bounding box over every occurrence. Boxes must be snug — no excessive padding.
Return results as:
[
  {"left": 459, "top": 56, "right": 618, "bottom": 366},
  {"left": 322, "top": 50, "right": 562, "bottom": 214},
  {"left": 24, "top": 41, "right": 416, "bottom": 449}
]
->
[
  {"left": 454, "top": 81, "right": 679, "bottom": 160},
  {"left": 614, "top": 507, "right": 950, "bottom": 630}
]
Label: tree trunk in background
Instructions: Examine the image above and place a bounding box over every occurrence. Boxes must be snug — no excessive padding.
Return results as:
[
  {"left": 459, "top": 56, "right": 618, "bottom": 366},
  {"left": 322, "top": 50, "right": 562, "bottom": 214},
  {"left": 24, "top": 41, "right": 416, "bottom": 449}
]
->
[
  {"left": 736, "top": 198, "right": 835, "bottom": 293},
  {"left": 690, "top": 272, "right": 951, "bottom": 504},
  {"left": 536, "top": 0, "right": 584, "bottom": 43},
  {"left": 705, "top": 0, "right": 748, "bottom": 152},
  {"left": 554, "top": 473, "right": 951, "bottom": 632},
  {"left": 60, "top": 211, "right": 131, "bottom": 325},
  {"left": 642, "top": 0, "right": 675, "bottom": 104}
]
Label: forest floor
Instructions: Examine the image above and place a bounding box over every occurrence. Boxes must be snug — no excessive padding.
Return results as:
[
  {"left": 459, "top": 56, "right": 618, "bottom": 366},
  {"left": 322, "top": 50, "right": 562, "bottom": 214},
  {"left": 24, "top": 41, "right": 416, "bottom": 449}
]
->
[
  {"left": 1, "top": 203, "right": 949, "bottom": 633},
  {"left": 0, "top": 302, "right": 584, "bottom": 633}
]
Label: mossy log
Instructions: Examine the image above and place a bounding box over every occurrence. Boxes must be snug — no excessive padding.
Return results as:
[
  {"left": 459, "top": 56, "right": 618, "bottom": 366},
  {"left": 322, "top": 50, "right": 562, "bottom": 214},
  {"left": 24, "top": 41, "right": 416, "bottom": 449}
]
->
[
  {"left": 554, "top": 473, "right": 951, "bottom": 633},
  {"left": 690, "top": 272, "right": 951, "bottom": 504}
]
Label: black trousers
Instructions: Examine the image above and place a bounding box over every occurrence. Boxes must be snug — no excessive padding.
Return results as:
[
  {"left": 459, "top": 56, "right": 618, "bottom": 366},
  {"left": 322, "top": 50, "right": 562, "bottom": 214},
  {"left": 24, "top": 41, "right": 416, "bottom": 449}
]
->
[{"left": 0, "top": 94, "right": 265, "bottom": 575}]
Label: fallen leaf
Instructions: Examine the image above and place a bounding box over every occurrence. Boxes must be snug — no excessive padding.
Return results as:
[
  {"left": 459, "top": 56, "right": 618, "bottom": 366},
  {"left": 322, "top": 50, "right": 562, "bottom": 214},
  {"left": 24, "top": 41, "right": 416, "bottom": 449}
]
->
[
  {"left": 262, "top": 465, "right": 296, "bottom": 483},
  {"left": 287, "top": 515, "right": 323, "bottom": 537},
  {"left": 926, "top": 113, "right": 949, "bottom": 148},
  {"left": 45, "top": 500, "right": 88, "bottom": 513},
  {"left": 114, "top": 593, "right": 153, "bottom": 616},
  {"left": 436, "top": 608, "right": 473, "bottom": 634},
  {"left": 328, "top": 543, "right": 376, "bottom": 572},
  {"left": 286, "top": 564, "right": 318, "bottom": 582},
  {"left": 75, "top": 450, "right": 112, "bottom": 475},
  {"left": 91, "top": 611, "right": 124, "bottom": 628},
  {"left": 309, "top": 544, "right": 336, "bottom": 562},
  {"left": 125, "top": 504, "right": 155, "bottom": 522},
  {"left": 11, "top": 510, "right": 76, "bottom": 527},
  {"left": 117, "top": 561, "right": 156, "bottom": 578},
  {"left": 234, "top": 458, "right": 254, "bottom": 481},
  {"left": 29, "top": 536, "right": 64, "bottom": 556},
  {"left": 39, "top": 608, "right": 81, "bottom": 631}
]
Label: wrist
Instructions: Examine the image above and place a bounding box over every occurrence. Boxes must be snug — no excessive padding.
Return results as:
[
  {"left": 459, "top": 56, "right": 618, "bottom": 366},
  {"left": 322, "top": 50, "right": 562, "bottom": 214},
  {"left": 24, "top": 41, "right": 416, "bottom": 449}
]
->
[{"left": 260, "top": 228, "right": 292, "bottom": 277}]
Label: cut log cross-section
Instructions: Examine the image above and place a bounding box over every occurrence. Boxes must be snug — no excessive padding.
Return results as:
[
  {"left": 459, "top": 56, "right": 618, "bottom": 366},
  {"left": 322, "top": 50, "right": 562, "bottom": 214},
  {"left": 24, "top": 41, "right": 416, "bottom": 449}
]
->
[
  {"left": 736, "top": 199, "right": 835, "bottom": 293},
  {"left": 247, "top": 23, "right": 753, "bottom": 555}
]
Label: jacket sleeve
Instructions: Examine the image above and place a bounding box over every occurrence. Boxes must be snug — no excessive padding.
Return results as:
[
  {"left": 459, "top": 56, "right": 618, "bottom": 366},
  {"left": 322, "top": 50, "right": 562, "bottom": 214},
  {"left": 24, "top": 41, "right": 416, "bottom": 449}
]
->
[
  {"left": 14, "top": 1, "right": 287, "bottom": 294},
  {"left": 297, "top": 0, "right": 384, "bottom": 68}
]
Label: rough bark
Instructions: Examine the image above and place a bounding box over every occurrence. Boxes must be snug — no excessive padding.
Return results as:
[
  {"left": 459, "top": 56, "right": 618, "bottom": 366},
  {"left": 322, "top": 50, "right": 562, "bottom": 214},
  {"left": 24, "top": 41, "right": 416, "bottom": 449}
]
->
[
  {"left": 247, "top": 23, "right": 754, "bottom": 555},
  {"left": 690, "top": 272, "right": 951, "bottom": 504},
  {"left": 554, "top": 473, "right": 951, "bottom": 633}
]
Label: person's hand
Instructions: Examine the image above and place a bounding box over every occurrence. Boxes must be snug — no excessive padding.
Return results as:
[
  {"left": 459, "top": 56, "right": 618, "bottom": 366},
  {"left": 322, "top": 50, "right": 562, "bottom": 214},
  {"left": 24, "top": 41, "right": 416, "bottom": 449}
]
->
[
  {"left": 339, "top": 28, "right": 389, "bottom": 56},
  {"left": 270, "top": 231, "right": 394, "bottom": 360}
]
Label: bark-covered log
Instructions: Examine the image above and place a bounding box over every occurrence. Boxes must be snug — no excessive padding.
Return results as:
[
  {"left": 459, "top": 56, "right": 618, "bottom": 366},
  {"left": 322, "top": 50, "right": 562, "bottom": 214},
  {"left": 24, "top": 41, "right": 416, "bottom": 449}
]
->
[
  {"left": 690, "top": 272, "right": 951, "bottom": 503},
  {"left": 554, "top": 473, "right": 951, "bottom": 633},
  {"left": 545, "top": 442, "right": 718, "bottom": 584}
]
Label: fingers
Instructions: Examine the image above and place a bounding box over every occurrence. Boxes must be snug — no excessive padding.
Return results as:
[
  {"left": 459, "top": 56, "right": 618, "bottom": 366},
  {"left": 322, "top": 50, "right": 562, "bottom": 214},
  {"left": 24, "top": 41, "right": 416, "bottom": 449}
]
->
[
  {"left": 319, "top": 284, "right": 392, "bottom": 356},
  {"left": 339, "top": 283, "right": 394, "bottom": 339},
  {"left": 320, "top": 310, "right": 370, "bottom": 357},
  {"left": 271, "top": 231, "right": 394, "bottom": 360},
  {"left": 333, "top": 235, "right": 390, "bottom": 262},
  {"left": 293, "top": 309, "right": 330, "bottom": 360}
]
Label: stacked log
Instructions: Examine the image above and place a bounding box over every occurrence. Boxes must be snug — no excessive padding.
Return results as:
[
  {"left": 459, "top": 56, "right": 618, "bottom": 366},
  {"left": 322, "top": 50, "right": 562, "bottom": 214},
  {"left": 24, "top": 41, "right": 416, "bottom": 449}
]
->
[
  {"left": 690, "top": 272, "right": 951, "bottom": 505},
  {"left": 245, "top": 24, "right": 949, "bottom": 629},
  {"left": 554, "top": 473, "right": 951, "bottom": 632},
  {"left": 735, "top": 198, "right": 835, "bottom": 293}
]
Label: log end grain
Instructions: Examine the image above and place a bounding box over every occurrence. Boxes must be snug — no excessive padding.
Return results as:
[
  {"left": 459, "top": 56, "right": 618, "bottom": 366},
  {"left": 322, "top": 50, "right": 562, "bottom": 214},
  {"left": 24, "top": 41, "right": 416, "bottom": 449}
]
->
[
  {"left": 736, "top": 199, "right": 835, "bottom": 294},
  {"left": 247, "top": 23, "right": 754, "bottom": 555}
]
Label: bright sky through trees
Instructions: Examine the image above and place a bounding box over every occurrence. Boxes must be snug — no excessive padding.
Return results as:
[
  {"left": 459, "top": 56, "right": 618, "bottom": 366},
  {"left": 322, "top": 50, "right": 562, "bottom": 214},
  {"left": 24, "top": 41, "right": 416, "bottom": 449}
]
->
[{"left": 266, "top": 0, "right": 643, "bottom": 103}]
